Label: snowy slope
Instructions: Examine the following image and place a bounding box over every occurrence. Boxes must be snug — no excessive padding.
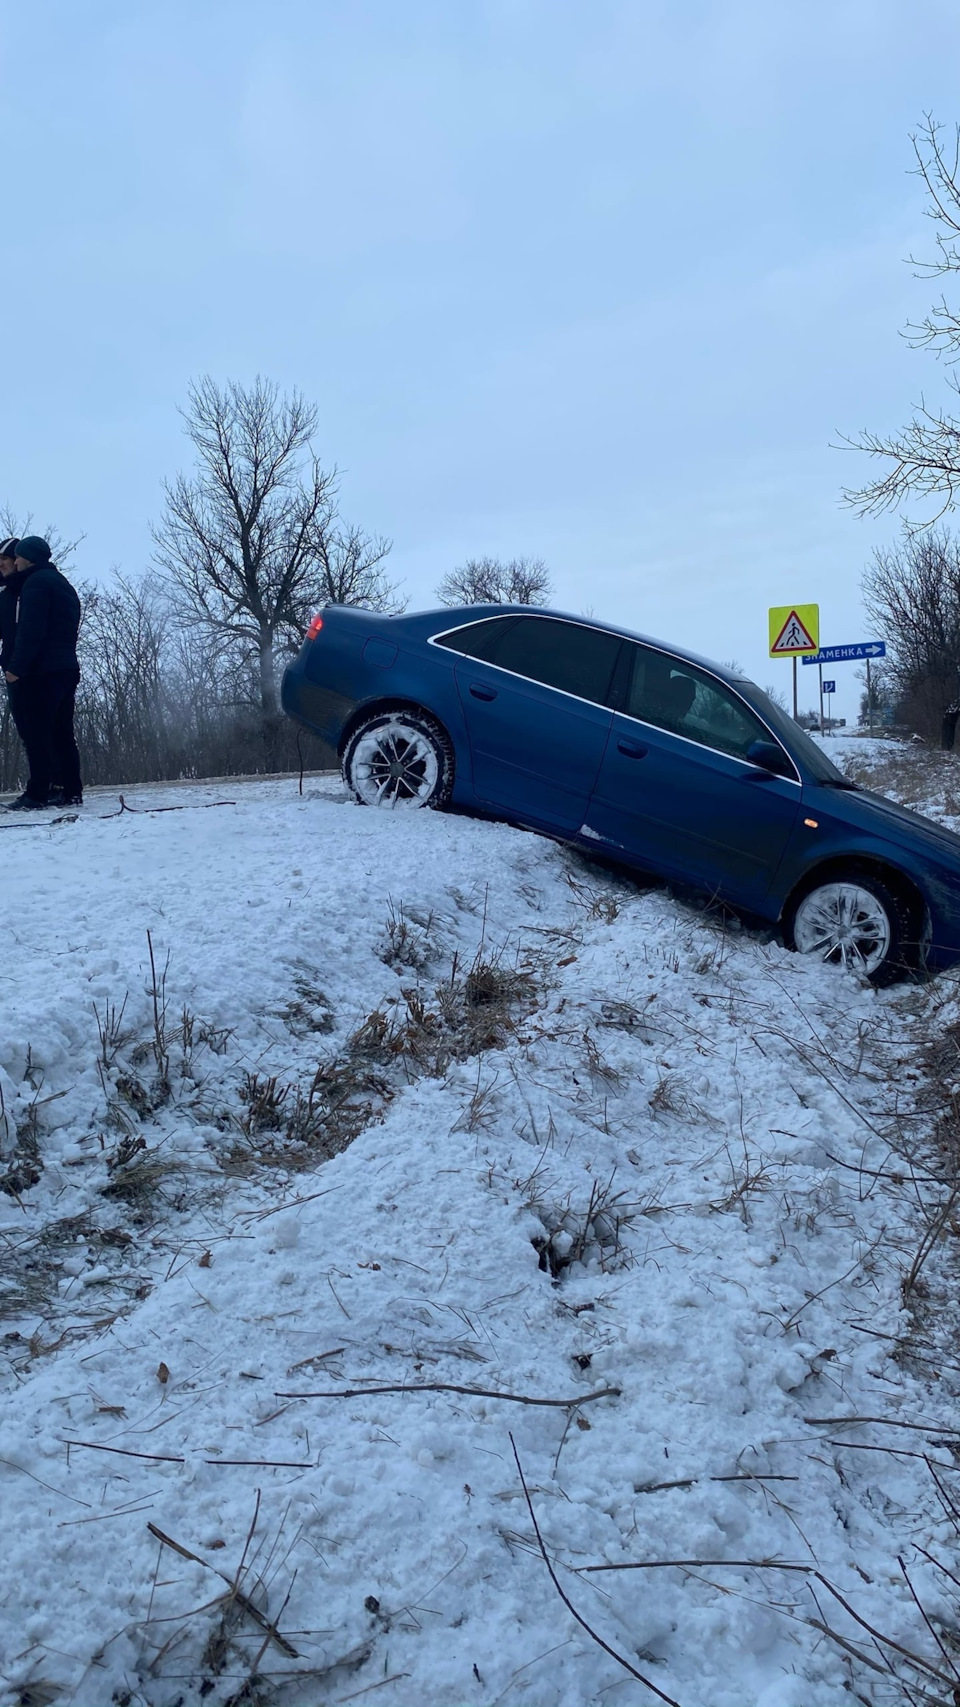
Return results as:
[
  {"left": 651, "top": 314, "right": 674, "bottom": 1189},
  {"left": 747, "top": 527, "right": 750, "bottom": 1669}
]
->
[{"left": 1, "top": 771, "right": 959, "bottom": 1707}]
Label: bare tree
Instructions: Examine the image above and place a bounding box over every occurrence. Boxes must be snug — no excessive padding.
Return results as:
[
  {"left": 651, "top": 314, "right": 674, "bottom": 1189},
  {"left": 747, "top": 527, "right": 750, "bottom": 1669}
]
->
[
  {"left": 0, "top": 506, "right": 84, "bottom": 568},
  {"left": 845, "top": 118, "right": 960, "bottom": 520},
  {"left": 436, "top": 555, "right": 553, "bottom": 607},
  {"left": 858, "top": 661, "right": 893, "bottom": 728},
  {"left": 67, "top": 571, "right": 336, "bottom": 789},
  {"left": 153, "top": 377, "right": 399, "bottom": 752},
  {"left": 862, "top": 528, "right": 960, "bottom": 737},
  {"left": 76, "top": 575, "right": 173, "bottom": 780}
]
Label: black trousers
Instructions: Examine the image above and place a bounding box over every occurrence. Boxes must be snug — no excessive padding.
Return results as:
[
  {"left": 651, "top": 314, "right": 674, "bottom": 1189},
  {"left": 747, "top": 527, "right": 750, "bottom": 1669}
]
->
[{"left": 7, "top": 670, "right": 82, "bottom": 802}]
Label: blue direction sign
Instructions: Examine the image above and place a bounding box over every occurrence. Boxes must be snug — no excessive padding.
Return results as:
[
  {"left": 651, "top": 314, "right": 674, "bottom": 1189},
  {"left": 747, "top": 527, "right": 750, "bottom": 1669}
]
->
[
  {"left": 802, "top": 641, "right": 886, "bottom": 665},
  {"left": 822, "top": 681, "right": 836, "bottom": 694}
]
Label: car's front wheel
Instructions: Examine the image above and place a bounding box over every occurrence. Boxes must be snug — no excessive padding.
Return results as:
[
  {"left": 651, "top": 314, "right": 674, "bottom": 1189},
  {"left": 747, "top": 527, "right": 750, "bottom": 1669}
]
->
[
  {"left": 784, "top": 870, "right": 918, "bottom": 984},
  {"left": 343, "top": 710, "right": 454, "bottom": 809}
]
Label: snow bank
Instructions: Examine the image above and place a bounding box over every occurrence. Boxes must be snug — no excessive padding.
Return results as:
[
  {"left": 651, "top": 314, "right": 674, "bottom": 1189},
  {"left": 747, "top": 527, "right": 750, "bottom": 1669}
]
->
[{"left": 0, "top": 774, "right": 957, "bottom": 1705}]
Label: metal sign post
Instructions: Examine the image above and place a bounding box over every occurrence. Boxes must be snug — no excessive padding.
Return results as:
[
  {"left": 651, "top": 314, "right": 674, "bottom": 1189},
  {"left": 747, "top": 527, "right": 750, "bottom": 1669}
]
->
[{"left": 818, "top": 662, "right": 824, "bottom": 733}]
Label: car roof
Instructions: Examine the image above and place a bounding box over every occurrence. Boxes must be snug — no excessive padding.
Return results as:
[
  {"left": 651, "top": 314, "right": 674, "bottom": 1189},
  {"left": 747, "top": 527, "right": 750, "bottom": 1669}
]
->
[{"left": 394, "top": 603, "right": 748, "bottom": 687}]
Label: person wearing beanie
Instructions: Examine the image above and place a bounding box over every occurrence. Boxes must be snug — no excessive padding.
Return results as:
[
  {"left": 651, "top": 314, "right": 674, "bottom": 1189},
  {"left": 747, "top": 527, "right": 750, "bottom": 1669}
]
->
[
  {"left": 13, "top": 536, "right": 52, "bottom": 567},
  {"left": 4, "top": 536, "right": 83, "bottom": 810}
]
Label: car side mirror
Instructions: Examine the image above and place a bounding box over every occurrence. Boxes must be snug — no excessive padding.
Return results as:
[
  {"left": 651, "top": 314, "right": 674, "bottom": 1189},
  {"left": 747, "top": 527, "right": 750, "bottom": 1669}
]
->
[{"left": 746, "top": 739, "right": 793, "bottom": 778}]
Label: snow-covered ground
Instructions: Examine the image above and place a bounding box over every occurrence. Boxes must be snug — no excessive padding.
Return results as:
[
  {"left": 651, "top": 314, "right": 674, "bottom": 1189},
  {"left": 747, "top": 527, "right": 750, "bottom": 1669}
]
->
[{"left": 2, "top": 757, "right": 960, "bottom": 1706}]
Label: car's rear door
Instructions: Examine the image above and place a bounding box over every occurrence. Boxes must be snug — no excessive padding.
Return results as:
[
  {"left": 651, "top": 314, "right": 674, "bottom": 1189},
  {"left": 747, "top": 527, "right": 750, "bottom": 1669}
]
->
[
  {"left": 584, "top": 642, "right": 802, "bottom": 908},
  {"left": 434, "top": 615, "right": 622, "bottom": 833}
]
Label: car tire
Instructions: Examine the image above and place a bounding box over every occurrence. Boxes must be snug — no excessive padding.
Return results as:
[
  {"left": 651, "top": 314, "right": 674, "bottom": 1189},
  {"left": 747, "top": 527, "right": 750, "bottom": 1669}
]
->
[
  {"left": 343, "top": 710, "right": 455, "bottom": 810},
  {"left": 783, "top": 868, "right": 920, "bottom": 985}
]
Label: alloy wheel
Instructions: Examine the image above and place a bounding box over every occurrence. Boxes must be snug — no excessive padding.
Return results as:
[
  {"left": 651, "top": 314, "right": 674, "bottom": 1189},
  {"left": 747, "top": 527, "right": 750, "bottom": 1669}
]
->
[
  {"left": 792, "top": 882, "right": 892, "bottom": 977},
  {"left": 350, "top": 720, "right": 441, "bottom": 807}
]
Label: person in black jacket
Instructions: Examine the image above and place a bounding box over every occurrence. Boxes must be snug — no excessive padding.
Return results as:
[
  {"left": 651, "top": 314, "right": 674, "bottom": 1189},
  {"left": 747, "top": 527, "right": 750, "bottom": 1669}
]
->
[
  {"left": 3, "top": 536, "right": 82, "bottom": 810},
  {"left": 0, "top": 539, "right": 19, "bottom": 677}
]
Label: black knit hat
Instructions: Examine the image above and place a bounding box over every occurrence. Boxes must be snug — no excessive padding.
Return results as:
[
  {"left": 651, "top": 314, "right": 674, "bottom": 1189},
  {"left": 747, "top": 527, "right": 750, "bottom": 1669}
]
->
[
  {"left": 15, "top": 536, "right": 51, "bottom": 566},
  {"left": 0, "top": 538, "right": 18, "bottom": 560}
]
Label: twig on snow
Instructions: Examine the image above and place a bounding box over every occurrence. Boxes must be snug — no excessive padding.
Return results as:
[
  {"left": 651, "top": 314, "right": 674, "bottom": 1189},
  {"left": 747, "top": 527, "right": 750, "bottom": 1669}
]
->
[
  {"left": 99, "top": 793, "right": 237, "bottom": 818},
  {"left": 275, "top": 1381, "right": 621, "bottom": 1406},
  {"left": 579, "top": 1557, "right": 958, "bottom": 1692},
  {"left": 0, "top": 1455, "right": 91, "bottom": 1507},
  {"left": 334, "top": 1675, "right": 413, "bottom": 1703},
  {"left": 634, "top": 1473, "right": 799, "bottom": 1494},
  {"left": 147, "top": 1517, "right": 299, "bottom": 1658},
  {"left": 899, "top": 1553, "right": 960, "bottom": 1685},
  {"left": 328, "top": 1274, "right": 352, "bottom": 1318},
  {"left": 804, "top": 1415, "right": 960, "bottom": 1437},
  {"left": 509, "top": 1433, "right": 683, "bottom": 1707},
  {"left": 583, "top": 1556, "right": 810, "bottom": 1574},
  {"left": 780, "top": 1226, "right": 888, "bottom": 1331},
  {"left": 61, "top": 1438, "right": 312, "bottom": 1468},
  {"left": 286, "top": 1348, "right": 346, "bottom": 1374}
]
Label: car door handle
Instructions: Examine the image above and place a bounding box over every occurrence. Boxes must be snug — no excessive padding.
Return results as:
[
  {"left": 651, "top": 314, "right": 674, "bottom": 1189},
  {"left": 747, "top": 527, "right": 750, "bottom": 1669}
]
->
[
  {"left": 469, "top": 683, "right": 497, "bottom": 701},
  {"left": 617, "top": 737, "right": 648, "bottom": 758}
]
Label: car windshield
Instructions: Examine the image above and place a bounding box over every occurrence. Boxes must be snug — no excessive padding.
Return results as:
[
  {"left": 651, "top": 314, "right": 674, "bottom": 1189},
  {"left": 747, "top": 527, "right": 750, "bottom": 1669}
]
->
[{"left": 734, "top": 683, "right": 848, "bottom": 783}]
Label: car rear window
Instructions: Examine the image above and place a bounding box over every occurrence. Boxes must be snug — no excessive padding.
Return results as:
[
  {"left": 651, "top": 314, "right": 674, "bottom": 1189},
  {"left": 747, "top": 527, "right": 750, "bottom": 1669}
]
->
[
  {"left": 435, "top": 614, "right": 622, "bottom": 707},
  {"left": 432, "top": 616, "right": 519, "bottom": 661},
  {"left": 490, "top": 617, "right": 622, "bottom": 705}
]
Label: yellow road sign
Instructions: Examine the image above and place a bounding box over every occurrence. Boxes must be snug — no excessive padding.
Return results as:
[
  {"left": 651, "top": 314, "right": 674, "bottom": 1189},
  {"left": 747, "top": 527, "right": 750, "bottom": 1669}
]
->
[{"left": 769, "top": 604, "right": 819, "bottom": 657}]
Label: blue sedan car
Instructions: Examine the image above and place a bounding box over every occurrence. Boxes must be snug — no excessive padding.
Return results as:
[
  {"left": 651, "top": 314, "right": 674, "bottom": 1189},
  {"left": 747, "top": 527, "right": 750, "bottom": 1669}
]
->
[{"left": 282, "top": 603, "right": 960, "bottom": 983}]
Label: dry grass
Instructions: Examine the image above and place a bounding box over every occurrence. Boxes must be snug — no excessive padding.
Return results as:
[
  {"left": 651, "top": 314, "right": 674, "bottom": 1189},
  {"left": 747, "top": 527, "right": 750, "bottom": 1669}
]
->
[
  {"left": 524, "top": 1167, "right": 641, "bottom": 1279},
  {"left": 839, "top": 740, "right": 960, "bottom": 823},
  {"left": 379, "top": 898, "right": 441, "bottom": 971},
  {"left": 228, "top": 943, "right": 536, "bottom": 1176}
]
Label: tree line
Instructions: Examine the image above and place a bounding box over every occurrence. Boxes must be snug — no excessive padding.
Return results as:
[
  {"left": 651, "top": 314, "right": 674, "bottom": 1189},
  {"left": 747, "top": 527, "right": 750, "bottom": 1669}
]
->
[
  {"left": 849, "top": 118, "right": 960, "bottom": 745},
  {"left": 0, "top": 378, "right": 555, "bottom": 792}
]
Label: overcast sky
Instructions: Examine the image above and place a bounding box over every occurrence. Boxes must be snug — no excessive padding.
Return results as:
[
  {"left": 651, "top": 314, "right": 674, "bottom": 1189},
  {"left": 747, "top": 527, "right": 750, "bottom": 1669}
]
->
[{"left": 5, "top": 0, "right": 960, "bottom": 718}]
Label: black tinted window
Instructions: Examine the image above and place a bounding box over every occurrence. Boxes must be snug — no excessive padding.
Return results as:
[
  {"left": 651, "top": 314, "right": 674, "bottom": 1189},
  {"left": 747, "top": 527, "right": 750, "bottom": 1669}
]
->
[
  {"left": 433, "top": 617, "right": 518, "bottom": 660},
  {"left": 493, "top": 618, "right": 621, "bottom": 705},
  {"left": 625, "top": 645, "right": 774, "bottom": 761}
]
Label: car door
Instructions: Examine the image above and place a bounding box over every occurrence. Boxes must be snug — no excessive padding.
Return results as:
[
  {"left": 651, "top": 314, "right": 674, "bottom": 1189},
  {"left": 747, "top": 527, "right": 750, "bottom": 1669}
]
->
[
  {"left": 434, "top": 615, "right": 622, "bottom": 832},
  {"left": 584, "top": 642, "right": 802, "bottom": 908}
]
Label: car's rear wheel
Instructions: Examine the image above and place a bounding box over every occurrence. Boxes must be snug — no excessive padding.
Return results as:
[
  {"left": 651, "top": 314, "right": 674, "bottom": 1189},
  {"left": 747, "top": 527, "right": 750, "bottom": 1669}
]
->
[
  {"left": 343, "top": 710, "right": 454, "bottom": 809},
  {"left": 784, "top": 870, "right": 917, "bottom": 984}
]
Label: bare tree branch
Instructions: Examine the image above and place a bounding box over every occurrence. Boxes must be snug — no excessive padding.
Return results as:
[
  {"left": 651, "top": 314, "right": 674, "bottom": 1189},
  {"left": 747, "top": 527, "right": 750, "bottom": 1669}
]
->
[
  {"left": 862, "top": 527, "right": 960, "bottom": 735},
  {"left": 153, "top": 376, "right": 401, "bottom": 754},
  {"left": 0, "top": 505, "right": 85, "bottom": 569},
  {"left": 436, "top": 555, "right": 553, "bottom": 607},
  {"left": 845, "top": 116, "right": 960, "bottom": 520}
]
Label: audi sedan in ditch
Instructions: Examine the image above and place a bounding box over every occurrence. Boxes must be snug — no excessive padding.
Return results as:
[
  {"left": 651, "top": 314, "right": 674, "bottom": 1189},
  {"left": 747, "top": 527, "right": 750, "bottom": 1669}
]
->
[{"left": 281, "top": 604, "right": 960, "bottom": 983}]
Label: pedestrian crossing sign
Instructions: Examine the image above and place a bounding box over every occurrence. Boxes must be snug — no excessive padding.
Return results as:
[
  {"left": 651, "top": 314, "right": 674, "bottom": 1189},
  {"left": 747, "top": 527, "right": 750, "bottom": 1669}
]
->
[{"left": 768, "top": 604, "right": 819, "bottom": 657}]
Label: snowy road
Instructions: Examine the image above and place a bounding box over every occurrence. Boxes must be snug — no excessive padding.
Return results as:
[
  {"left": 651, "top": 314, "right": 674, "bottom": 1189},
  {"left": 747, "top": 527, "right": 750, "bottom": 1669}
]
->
[{"left": 0, "top": 765, "right": 958, "bottom": 1706}]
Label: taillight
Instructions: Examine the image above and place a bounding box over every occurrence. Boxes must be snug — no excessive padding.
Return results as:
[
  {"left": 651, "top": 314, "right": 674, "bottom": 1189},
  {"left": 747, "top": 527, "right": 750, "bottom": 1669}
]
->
[{"left": 306, "top": 614, "right": 324, "bottom": 640}]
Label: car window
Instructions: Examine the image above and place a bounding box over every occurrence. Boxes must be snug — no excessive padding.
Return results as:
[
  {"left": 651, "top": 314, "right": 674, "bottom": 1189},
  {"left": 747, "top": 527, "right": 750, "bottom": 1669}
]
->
[
  {"left": 432, "top": 616, "right": 519, "bottom": 661},
  {"left": 737, "top": 684, "right": 844, "bottom": 781},
  {"left": 491, "top": 617, "right": 622, "bottom": 705},
  {"left": 624, "top": 644, "right": 776, "bottom": 762}
]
